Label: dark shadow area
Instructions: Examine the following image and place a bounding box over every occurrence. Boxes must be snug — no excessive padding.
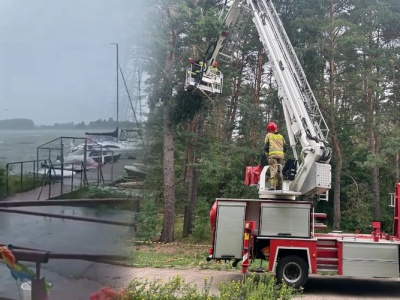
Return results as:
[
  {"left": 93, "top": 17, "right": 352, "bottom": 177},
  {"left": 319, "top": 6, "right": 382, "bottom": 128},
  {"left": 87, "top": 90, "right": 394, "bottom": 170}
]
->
[{"left": 304, "top": 275, "right": 400, "bottom": 298}]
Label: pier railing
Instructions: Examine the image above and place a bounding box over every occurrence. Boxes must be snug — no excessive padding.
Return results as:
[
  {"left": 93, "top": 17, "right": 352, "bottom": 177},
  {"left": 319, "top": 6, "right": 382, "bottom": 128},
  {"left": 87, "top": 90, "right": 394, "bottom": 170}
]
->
[
  {"left": 5, "top": 160, "right": 47, "bottom": 196},
  {"left": 4, "top": 159, "right": 88, "bottom": 199},
  {"left": 3, "top": 134, "right": 128, "bottom": 199},
  {"left": 37, "top": 135, "right": 121, "bottom": 186}
]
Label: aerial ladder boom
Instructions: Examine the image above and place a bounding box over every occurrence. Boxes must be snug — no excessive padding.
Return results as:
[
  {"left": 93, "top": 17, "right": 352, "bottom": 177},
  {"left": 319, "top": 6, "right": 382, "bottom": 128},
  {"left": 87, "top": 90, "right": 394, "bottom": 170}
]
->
[
  {"left": 247, "top": 0, "right": 332, "bottom": 198},
  {"left": 186, "top": 0, "right": 332, "bottom": 198},
  {"left": 207, "top": 0, "right": 251, "bottom": 64},
  {"left": 184, "top": 0, "right": 251, "bottom": 96}
]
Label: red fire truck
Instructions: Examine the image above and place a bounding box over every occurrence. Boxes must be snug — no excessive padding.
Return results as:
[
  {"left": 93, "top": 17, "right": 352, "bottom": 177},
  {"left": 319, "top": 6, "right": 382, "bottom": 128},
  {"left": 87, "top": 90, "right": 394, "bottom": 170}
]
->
[{"left": 207, "top": 184, "right": 400, "bottom": 288}]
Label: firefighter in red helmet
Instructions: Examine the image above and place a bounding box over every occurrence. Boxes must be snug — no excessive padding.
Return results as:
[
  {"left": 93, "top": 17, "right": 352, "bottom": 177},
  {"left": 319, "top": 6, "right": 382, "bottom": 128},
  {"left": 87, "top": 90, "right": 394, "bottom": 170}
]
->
[
  {"left": 211, "top": 61, "right": 218, "bottom": 74},
  {"left": 264, "top": 121, "right": 286, "bottom": 190}
]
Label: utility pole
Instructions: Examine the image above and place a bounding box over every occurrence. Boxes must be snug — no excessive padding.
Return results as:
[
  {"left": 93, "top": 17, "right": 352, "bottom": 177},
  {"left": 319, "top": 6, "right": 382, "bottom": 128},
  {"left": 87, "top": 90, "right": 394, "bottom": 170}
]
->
[{"left": 111, "top": 43, "right": 119, "bottom": 133}]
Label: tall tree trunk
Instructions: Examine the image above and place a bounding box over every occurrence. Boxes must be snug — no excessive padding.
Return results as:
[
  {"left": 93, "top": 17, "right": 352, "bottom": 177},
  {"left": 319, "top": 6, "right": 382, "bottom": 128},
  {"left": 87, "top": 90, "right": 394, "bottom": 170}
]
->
[
  {"left": 249, "top": 46, "right": 263, "bottom": 165},
  {"left": 183, "top": 120, "right": 196, "bottom": 237},
  {"left": 183, "top": 111, "right": 204, "bottom": 237},
  {"left": 225, "top": 59, "right": 244, "bottom": 142},
  {"left": 160, "top": 27, "right": 177, "bottom": 243},
  {"left": 160, "top": 95, "right": 176, "bottom": 242},
  {"left": 368, "top": 111, "right": 381, "bottom": 219},
  {"left": 329, "top": 0, "right": 342, "bottom": 230},
  {"left": 183, "top": 165, "right": 199, "bottom": 236},
  {"left": 366, "top": 40, "right": 381, "bottom": 219},
  {"left": 394, "top": 66, "right": 399, "bottom": 181},
  {"left": 371, "top": 164, "right": 380, "bottom": 219}
]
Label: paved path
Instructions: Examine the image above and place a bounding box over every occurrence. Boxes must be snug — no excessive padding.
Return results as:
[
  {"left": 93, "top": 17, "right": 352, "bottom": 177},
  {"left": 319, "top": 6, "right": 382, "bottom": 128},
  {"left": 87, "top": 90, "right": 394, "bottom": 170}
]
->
[
  {"left": 300, "top": 275, "right": 400, "bottom": 299},
  {"left": 3, "top": 240, "right": 400, "bottom": 300},
  {"left": 0, "top": 186, "right": 135, "bottom": 300},
  {"left": 79, "top": 267, "right": 400, "bottom": 300}
]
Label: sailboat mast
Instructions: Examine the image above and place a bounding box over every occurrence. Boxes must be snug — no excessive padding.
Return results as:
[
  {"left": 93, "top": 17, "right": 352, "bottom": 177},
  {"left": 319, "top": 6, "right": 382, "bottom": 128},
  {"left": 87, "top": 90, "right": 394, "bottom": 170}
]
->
[{"left": 111, "top": 42, "right": 119, "bottom": 138}]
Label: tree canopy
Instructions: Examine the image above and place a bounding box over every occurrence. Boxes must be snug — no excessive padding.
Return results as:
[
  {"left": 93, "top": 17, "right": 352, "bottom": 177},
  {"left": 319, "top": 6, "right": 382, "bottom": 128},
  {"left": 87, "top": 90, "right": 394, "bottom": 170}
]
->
[{"left": 135, "top": 0, "right": 400, "bottom": 241}]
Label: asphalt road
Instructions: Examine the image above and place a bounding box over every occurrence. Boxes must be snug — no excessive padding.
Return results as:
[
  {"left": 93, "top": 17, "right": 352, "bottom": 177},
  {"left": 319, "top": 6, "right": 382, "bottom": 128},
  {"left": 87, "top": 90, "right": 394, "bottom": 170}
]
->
[
  {"left": 118, "top": 267, "right": 400, "bottom": 300},
  {"left": 299, "top": 274, "right": 400, "bottom": 299},
  {"left": 0, "top": 206, "right": 134, "bottom": 299}
]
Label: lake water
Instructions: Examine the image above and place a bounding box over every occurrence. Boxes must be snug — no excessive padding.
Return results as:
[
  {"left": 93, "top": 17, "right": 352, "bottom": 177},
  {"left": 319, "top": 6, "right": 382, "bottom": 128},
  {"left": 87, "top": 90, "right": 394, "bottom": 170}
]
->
[{"left": 0, "top": 129, "right": 96, "bottom": 166}]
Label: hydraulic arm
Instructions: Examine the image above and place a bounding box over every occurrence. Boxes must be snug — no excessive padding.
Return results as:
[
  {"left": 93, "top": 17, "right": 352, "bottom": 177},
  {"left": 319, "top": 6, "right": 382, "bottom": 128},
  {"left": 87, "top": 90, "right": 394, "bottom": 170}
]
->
[
  {"left": 247, "top": 0, "right": 332, "bottom": 198},
  {"left": 184, "top": 0, "right": 251, "bottom": 96},
  {"left": 187, "top": 0, "right": 332, "bottom": 198}
]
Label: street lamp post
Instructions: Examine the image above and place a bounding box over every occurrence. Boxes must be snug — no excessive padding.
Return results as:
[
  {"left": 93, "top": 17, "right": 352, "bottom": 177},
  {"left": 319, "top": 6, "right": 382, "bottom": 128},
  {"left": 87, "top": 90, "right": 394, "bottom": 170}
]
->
[{"left": 111, "top": 43, "right": 119, "bottom": 132}]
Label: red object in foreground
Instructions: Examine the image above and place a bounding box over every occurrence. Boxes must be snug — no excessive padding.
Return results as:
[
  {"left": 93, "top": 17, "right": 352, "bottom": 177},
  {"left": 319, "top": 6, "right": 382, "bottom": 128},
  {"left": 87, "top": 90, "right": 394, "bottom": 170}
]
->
[
  {"left": 244, "top": 165, "right": 262, "bottom": 186},
  {"left": 241, "top": 221, "right": 255, "bottom": 274},
  {"left": 89, "top": 287, "right": 125, "bottom": 300}
]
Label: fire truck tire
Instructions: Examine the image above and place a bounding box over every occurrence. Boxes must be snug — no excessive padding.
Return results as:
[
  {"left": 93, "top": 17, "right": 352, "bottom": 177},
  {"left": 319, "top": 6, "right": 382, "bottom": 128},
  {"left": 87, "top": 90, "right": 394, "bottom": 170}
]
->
[{"left": 276, "top": 255, "right": 308, "bottom": 289}]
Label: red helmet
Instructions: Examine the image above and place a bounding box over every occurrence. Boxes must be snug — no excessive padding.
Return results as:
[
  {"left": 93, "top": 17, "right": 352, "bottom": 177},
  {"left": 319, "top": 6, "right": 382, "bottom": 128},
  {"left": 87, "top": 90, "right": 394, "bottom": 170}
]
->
[
  {"left": 213, "top": 61, "right": 218, "bottom": 67},
  {"left": 267, "top": 122, "right": 278, "bottom": 132}
]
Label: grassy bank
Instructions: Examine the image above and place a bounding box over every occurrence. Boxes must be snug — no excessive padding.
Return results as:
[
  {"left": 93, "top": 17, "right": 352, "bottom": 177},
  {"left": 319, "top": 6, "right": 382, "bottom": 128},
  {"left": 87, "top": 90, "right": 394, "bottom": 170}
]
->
[
  {"left": 129, "top": 242, "right": 270, "bottom": 273},
  {"left": 0, "top": 171, "right": 45, "bottom": 199}
]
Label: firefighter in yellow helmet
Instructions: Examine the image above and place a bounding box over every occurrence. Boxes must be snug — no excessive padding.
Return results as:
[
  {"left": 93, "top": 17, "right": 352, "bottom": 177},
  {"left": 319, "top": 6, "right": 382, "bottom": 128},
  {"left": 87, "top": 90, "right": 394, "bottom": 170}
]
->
[
  {"left": 264, "top": 121, "right": 286, "bottom": 190},
  {"left": 194, "top": 58, "right": 207, "bottom": 84}
]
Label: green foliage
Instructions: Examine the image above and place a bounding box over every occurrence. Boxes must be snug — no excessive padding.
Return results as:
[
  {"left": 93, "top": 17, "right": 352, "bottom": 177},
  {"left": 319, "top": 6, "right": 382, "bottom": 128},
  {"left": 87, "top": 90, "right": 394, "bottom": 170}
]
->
[
  {"left": 129, "top": 244, "right": 209, "bottom": 268},
  {"left": 185, "top": 7, "right": 222, "bottom": 45},
  {"left": 119, "top": 273, "right": 298, "bottom": 300},
  {"left": 61, "top": 186, "right": 135, "bottom": 199},
  {"left": 141, "top": 0, "right": 400, "bottom": 237},
  {"left": 218, "top": 274, "right": 298, "bottom": 300},
  {"left": 0, "top": 166, "right": 6, "bottom": 199},
  {"left": 197, "top": 142, "right": 260, "bottom": 200},
  {"left": 3, "top": 173, "right": 45, "bottom": 197},
  {"left": 122, "top": 276, "right": 213, "bottom": 300},
  {"left": 136, "top": 191, "right": 162, "bottom": 242},
  {"left": 191, "top": 197, "right": 212, "bottom": 242},
  {"left": 340, "top": 183, "right": 374, "bottom": 232},
  {"left": 53, "top": 186, "right": 139, "bottom": 212},
  {"left": 172, "top": 91, "right": 206, "bottom": 125}
]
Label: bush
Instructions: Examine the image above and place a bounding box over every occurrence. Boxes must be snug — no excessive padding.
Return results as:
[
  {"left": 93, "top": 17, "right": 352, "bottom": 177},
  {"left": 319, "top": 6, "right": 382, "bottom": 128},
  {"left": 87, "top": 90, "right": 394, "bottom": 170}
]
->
[
  {"left": 0, "top": 167, "right": 45, "bottom": 198},
  {"left": 79, "top": 186, "right": 136, "bottom": 198},
  {"left": 191, "top": 197, "right": 212, "bottom": 242},
  {"left": 8, "top": 174, "right": 45, "bottom": 194},
  {"left": 110, "top": 273, "right": 298, "bottom": 300},
  {"left": 135, "top": 191, "right": 161, "bottom": 242},
  {"left": 218, "top": 273, "right": 297, "bottom": 300},
  {"left": 121, "top": 276, "right": 211, "bottom": 300}
]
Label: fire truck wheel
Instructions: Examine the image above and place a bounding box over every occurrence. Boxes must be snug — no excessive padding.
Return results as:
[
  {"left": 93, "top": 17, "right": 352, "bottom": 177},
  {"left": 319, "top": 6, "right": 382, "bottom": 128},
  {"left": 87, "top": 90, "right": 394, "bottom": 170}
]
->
[{"left": 276, "top": 255, "right": 308, "bottom": 289}]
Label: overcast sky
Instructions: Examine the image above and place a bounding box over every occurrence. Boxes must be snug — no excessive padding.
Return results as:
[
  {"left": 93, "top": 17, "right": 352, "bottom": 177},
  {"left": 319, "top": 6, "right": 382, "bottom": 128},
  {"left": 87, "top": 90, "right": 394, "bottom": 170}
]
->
[{"left": 0, "top": 0, "right": 145, "bottom": 125}]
